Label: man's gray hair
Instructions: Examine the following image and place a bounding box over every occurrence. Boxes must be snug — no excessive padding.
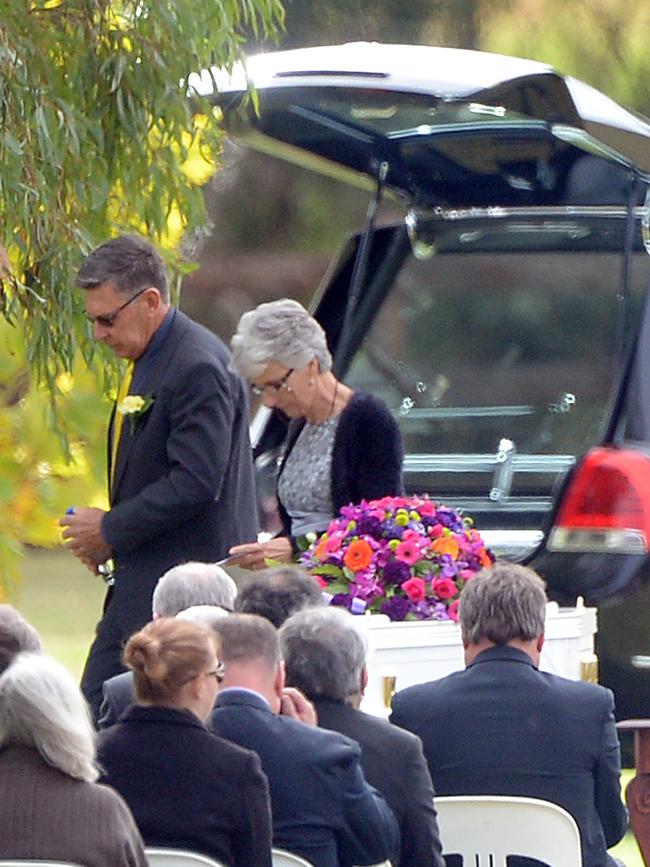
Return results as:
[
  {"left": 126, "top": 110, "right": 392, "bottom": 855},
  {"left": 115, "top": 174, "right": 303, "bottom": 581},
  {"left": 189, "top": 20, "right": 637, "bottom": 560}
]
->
[
  {"left": 152, "top": 562, "right": 237, "bottom": 617},
  {"left": 211, "top": 613, "right": 281, "bottom": 669},
  {"left": 76, "top": 234, "right": 170, "bottom": 303},
  {"left": 280, "top": 607, "right": 368, "bottom": 704},
  {"left": 459, "top": 562, "right": 547, "bottom": 646},
  {"left": 0, "top": 605, "right": 42, "bottom": 675},
  {"left": 0, "top": 653, "right": 98, "bottom": 782},
  {"left": 229, "top": 298, "right": 332, "bottom": 379}
]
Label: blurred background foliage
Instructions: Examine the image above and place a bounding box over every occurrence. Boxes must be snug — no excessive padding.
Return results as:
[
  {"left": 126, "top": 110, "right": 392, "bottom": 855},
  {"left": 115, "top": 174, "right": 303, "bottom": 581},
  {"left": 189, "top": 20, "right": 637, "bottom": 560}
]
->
[
  {"left": 3, "top": 0, "right": 650, "bottom": 593},
  {"left": 0, "top": 0, "right": 284, "bottom": 591}
]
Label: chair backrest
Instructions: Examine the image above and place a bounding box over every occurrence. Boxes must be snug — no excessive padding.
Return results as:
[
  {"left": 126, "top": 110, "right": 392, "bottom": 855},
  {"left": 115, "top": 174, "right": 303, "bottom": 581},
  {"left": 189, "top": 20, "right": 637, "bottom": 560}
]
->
[
  {"left": 435, "top": 795, "right": 582, "bottom": 867},
  {"left": 271, "top": 849, "right": 315, "bottom": 867},
  {"left": 145, "top": 848, "right": 226, "bottom": 867}
]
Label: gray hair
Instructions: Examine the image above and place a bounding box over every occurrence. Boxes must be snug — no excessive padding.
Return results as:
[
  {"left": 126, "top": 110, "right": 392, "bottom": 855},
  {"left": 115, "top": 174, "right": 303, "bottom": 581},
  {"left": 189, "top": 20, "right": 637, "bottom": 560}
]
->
[
  {"left": 229, "top": 298, "right": 332, "bottom": 379},
  {"left": 76, "top": 234, "right": 170, "bottom": 302},
  {"left": 280, "top": 607, "right": 368, "bottom": 703},
  {"left": 176, "top": 604, "right": 230, "bottom": 630},
  {"left": 234, "top": 565, "right": 323, "bottom": 628},
  {"left": 0, "top": 605, "right": 42, "bottom": 675},
  {"left": 459, "top": 562, "right": 547, "bottom": 646},
  {"left": 152, "top": 562, "right": 237, "bottom": 617},
  {"left": 0, "top": 653, "right": 98, "bottom": 782},
  {"left": 211, "top": 614, "right": 281, "bottom": 669}
]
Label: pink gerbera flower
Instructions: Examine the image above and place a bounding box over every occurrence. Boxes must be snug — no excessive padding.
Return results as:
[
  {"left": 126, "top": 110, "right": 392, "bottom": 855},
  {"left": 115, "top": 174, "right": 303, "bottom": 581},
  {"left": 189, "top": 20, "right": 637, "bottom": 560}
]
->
[{"left": 395, "top": 540, "right": 421, "bottom": 565}]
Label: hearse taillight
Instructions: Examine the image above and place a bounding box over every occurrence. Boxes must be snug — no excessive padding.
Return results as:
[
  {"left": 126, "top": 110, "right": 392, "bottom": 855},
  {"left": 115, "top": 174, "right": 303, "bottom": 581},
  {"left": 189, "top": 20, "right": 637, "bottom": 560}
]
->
[{"left": 548, "top": 447, "right": 650, "bottom": 555}]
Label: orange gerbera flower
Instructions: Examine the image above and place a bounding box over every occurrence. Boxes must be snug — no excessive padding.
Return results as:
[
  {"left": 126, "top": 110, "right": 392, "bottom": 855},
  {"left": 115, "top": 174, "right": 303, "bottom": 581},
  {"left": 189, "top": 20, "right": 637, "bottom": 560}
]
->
[
  {"left": 431, "top": 536, "right": 460, "bottom": 559},
  {"left": 343, "top": 539, "right": 374, "bottom": 572}
]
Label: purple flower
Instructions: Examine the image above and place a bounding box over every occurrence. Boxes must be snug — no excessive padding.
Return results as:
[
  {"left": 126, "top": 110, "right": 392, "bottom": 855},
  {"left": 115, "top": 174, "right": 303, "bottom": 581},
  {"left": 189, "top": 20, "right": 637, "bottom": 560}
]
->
[
  {"left": 381, "top": 520, "right": 405, "bottom": 541},
  {"left": 374, "top": 545, "right": 392, "bottom": 568},
  {"left": 433, "top": 601, "right": 451, "bottom": 620},
  {"left": 357, "top": 514, "right": 383, "bottom": 537},
  {"left": 379, "top": 596, "right": 414, "bottom": 621},
  {"left": 330, "top": 593, "right": 351, "bottom": 607},
  {"left": 382, "top": 558, "right": 411, "bottom": 585}
]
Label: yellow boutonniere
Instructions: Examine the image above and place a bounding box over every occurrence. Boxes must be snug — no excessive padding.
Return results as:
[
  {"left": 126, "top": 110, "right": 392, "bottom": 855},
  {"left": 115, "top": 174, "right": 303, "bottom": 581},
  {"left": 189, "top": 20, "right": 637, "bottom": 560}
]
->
[{"left": 117, "top": 393, "right": 154, "bottom": 432}]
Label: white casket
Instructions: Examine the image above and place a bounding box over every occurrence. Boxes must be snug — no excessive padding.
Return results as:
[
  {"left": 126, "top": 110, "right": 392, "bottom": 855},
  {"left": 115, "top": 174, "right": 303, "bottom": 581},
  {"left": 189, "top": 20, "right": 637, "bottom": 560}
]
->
[{"left": 358, "top": 602, "right": 598, "bottom": 716}]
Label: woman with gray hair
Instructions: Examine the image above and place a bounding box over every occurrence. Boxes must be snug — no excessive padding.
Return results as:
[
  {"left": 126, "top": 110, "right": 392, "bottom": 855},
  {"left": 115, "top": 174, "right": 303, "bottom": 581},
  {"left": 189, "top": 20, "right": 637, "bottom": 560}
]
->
[
  {"left": 228, "top": 298, "right": 403, "bottom": 568},
  {"left": 0, "top": 652, "right": 147, "bottom": 866}
]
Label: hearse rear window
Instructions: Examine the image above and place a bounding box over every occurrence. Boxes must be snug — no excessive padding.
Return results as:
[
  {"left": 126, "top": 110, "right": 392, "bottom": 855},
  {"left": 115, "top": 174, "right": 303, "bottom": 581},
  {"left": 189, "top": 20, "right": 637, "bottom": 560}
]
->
[{"left": 342, "top": 215, "right": 648, "bottom": 531}]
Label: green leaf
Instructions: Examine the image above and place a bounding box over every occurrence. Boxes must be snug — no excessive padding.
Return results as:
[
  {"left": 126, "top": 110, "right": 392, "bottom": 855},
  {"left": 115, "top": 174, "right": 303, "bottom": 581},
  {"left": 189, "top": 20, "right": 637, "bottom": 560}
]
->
[
  {"left": 3, "top": 131, "right": 23, "bottom": 155},
  {"left": 310, "top": 564, "right": 344, "bottom": 578}
]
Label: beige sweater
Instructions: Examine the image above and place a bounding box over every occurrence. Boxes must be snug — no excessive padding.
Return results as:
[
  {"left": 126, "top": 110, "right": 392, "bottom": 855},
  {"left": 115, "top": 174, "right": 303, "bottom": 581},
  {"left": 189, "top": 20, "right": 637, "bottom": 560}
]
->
[{"left": 0, "top": 744, "right": 147, "bottom": 867}]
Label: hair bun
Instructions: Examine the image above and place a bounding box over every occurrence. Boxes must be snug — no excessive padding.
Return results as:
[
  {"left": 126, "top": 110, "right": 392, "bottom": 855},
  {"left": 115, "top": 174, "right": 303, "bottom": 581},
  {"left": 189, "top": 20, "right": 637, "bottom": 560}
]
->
[{"left": 125, "top": 635, "right": 168, "bottom": 682}]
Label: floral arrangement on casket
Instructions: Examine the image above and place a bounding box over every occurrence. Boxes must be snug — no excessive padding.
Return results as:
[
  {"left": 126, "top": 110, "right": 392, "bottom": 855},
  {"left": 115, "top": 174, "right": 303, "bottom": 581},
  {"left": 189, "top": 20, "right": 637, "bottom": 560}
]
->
[{"left": 300, "top": 495, "right": 494, "bottom": 622}]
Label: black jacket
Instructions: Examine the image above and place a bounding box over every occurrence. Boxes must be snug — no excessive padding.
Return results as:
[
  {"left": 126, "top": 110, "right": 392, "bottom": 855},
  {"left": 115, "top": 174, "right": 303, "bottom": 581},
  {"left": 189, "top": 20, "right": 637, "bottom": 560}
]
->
[
  {"left": 314, "top": 697, "right": 445, "bottom": 867},
  {"left": 97, "top": 705, "right": 272, "bottom": 867},
  {"left": 278, "top": 390, "right": 404, "bottom": 539},
  {"left": 103, "top": 310, "right": 258, "bottom": 637},
  {"left": 390, "top": 645, "right": 628, "bottom": 867}
]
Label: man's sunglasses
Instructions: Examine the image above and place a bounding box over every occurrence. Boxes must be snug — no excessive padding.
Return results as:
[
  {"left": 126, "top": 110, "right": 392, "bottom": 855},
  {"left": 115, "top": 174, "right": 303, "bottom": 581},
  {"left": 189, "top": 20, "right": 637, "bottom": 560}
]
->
[
  {"left": 85, "top": 286, "right": 149, "bottom": 328},
  {"left": 251, "top": 368, "right": 294, "bottom": 397}
]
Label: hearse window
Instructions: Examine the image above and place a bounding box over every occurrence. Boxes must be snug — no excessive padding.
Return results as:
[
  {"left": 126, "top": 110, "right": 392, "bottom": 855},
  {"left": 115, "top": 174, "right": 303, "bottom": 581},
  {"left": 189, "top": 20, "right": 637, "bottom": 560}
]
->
[{"left": 343, "top": 219, "right": 648, "bottom": 532}]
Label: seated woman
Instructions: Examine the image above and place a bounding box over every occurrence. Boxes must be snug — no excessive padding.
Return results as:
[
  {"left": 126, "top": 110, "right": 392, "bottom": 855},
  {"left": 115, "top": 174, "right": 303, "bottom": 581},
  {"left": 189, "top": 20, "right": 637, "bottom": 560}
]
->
[
  {"left": 0, "top": 652, "right": 147, "bottom": 867},
  {"left": 228, "top": 298, "right": 404, "bottom": 569},
  {"left": 97, "top": 617, "right": 272, "bottom": 867}
]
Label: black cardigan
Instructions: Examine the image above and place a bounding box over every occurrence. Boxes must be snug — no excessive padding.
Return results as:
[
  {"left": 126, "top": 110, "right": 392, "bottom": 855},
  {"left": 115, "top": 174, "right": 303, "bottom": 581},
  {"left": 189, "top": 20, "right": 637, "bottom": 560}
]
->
[{"left": 278, "top": 391, "right": 404, "bottom": 541}]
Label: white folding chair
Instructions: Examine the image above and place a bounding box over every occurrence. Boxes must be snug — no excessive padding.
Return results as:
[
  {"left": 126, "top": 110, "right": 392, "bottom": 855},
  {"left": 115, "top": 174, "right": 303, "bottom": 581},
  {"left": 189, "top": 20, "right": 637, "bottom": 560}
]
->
[
  {"left": 435, "top": 795, "right": 582, "bottom": 867},
  {"left": 271, "top": 849, "right": 315, "bottom": 867},
  {"left": 145, "top": 848, "right": 226, "bottom": 867}
]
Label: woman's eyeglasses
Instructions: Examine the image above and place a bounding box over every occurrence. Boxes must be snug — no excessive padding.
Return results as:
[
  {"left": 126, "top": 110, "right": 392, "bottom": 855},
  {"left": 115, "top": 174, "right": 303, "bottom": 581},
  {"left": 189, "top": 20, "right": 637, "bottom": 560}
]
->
[
  {"left": 205, "top": 662, "right": 225, "bottom": 683},
  {"left": 85, "top": 286, "right": 149, "bottom": 328},
  {"left": 251, "top": 368, "right": 294, "bottom": 396}
]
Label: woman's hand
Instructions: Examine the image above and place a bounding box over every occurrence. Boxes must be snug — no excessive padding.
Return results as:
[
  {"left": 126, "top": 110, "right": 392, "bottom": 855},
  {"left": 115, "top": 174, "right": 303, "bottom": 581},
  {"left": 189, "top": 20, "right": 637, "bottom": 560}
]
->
[{"left": 227, "top": 536, "right": 293, "bottom": 570}]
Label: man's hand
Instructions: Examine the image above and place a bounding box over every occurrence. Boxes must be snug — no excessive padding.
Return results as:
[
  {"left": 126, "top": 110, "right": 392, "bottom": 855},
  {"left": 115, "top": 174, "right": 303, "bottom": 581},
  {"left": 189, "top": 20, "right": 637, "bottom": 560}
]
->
[
  {"left": 227, "top": 536, "right": 293, "bottom": 571},
  {"left": 59, "top": 507, "right": 112, "bottom": 573},
  {"left": 280, "top": 687, "right": 318, "bottom": 726}
]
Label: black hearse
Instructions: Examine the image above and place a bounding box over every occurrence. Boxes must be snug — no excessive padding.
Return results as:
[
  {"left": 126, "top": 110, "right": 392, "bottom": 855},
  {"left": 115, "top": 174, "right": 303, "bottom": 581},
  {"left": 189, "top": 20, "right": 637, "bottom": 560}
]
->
[{"left": 193, "top": 42, "right": 650, "bottom": 720}]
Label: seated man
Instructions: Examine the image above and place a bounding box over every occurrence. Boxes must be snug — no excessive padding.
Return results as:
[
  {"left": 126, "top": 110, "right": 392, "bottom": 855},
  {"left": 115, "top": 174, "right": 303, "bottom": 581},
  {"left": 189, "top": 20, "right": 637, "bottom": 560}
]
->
[
  {"left": 280, "top": 605, "right": 445, "bottom": 867},
  {"left": 98, "top": 561, "right": 236, "bottom": 727},
  {"left": 0, "top": 605, "right": 42, "bottom": 673},
  {"left": 234, "top": 565, "right": 322, "bottom": 627},
  {"left": 210, "top": 613, "right": 399, "bottom": 867},
  {"left": 390, "top": 562, "right": 627, "bottom": 867}
]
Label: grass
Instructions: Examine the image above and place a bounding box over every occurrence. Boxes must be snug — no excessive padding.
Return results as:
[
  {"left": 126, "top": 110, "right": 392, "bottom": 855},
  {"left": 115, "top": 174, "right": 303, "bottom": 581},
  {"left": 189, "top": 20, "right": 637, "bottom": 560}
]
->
[
  {"left": 13, "top": 546, "right": 104, "bottom": 677},
  {"left": 7, "top": 548, "right": 645, "bottom": 867}
]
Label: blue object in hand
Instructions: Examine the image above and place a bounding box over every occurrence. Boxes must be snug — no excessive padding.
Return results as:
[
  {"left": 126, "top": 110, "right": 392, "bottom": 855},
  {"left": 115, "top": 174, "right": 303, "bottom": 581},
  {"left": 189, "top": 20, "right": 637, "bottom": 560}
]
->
[{"left": 65, "top": 507, "right": 75, "bottom": 515}]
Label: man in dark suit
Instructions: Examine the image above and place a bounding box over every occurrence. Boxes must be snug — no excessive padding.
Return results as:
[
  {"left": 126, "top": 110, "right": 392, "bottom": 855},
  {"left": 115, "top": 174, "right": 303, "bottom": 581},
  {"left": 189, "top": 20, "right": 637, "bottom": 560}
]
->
[
  {"left": 210, "top": 613, "right": 400, "bottom": 867},
  {"left": 280, "top": 605, "right": 445, "bottom": 867},
  {"left": 390, "top": 562, "right": 628, "bottom": 867},
  {"left": 59, "top": 235, "right": 257, "bottom": 720}
]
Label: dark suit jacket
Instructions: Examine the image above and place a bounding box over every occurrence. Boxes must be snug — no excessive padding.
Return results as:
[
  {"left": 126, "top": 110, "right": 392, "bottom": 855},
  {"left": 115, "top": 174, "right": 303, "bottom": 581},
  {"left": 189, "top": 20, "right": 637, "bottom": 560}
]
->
[
  {"left": 314, "top": 697, "right": 445, "bottom": 867},
  {"left": 101, "top": 309, "right": 257, "bottom": 636},
  {"left": 97, "top": 705, "right": 272, "bottom": 867},
  {"left": 98, "top": 670, "right": 134, "bottom": 729},
  {"left": 390, "top": 645, "right": 628, "bottom": 867},
  {"left": 210, "top": 689, "right": 400, "bottom": 867}
]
